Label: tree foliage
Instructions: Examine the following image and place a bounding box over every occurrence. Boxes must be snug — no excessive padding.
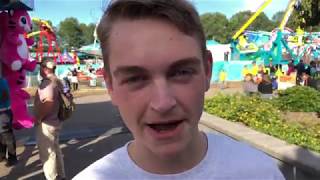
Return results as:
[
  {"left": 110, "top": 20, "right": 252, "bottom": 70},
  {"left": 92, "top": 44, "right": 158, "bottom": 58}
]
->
[
  {"left": 200, "top": 12, "right": 229, "bottom": 43},
  {"left": 298, "top": 0, "right": 320, "bottom": 27},
  {"left": 200, "top": 1, "right": 320, "bottom": 43},
  {"left": 58, "top": 17, "right": 85, "bottom": 49},
  {"left": 251, "top": 12, "right": 274, "bottom": 32},
  {"left": 32, "top": 1, "right": 319, "bottom": 49},
  {"left": 201, "top": 11, "right": 274, "bottom": 43},
  {"left": 228, "top": 11, "right": 252, "bottom": 38},
  {"left": 271, "top": 11, "right": 297, "bottom": 30},
  {"left": 79, "top": 23, "right": 96, "bottom": 45},
  {"left": 271, "top": 11, "right": 285, "bottom": 24}
]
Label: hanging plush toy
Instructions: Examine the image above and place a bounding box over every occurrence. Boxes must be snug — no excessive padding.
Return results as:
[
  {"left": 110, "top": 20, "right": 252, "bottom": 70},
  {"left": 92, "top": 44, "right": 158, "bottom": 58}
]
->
[
  {"left": 0, "top": 11, "right": 6, "bottom": 44},
  {"left": 0, "top": 9, "right": 37, "bottom": 129}
]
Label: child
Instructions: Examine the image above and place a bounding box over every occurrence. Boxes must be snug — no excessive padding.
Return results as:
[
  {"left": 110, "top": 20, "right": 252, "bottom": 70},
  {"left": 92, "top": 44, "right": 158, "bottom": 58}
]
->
[
  {"left": 243, "top": 73, "right": 258, "bottom": 96},
  {"left": 241, "top": 65, "right": 250, "bottom": 79},
  {"left": 219, "top": 69, "right": 227, "bottom": 89},
  {"left": 0, "top": 76, "right": 17, "bottom": 167}
]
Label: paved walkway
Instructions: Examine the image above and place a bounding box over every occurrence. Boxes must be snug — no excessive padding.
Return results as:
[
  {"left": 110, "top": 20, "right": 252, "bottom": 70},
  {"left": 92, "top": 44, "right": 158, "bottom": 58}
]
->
[
  {"left": 200, "top": 112, "right": 320, "bottom": 180},
  {"left": 1, "top": 92, "right": 320, "bottom": 179},
  {"left": 0, "top": 93, "right": 133, "bottom": 179},
  {"left": 1, "top": 130, "right": 132, "bottom": 179}
]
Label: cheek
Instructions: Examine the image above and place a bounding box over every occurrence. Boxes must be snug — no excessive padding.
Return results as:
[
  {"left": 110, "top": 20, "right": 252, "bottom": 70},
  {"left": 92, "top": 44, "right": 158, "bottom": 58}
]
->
[
  {"left": 112, "top": 86, "right": 150, "bottom": 124},
  {"left": 174, "top": 80, "right": 206, "bottom": 116}
]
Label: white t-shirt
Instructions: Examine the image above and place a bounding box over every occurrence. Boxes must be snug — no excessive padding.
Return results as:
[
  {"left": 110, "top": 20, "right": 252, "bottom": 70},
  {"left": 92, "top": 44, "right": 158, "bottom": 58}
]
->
[{"left": 73, "top": 133, "right": 284, "bottom": 180}]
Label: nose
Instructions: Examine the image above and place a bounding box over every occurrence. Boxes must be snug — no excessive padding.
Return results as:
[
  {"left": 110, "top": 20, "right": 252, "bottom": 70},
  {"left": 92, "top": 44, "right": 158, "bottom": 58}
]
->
[{"left": 150, "top": 80, "right": 177, "bottom": 113}]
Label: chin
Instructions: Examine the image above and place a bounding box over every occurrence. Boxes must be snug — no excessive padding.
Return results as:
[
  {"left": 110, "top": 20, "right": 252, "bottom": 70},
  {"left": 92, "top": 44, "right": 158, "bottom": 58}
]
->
[{"left": 149, "top": 138, "right": 189, "bottom": 158}]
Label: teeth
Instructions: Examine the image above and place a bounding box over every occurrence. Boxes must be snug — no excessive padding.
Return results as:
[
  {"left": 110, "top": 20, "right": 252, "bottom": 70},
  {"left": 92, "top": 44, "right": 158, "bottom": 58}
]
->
[{"left": 153, "top": 124, "right": 176, "bottom": 131}]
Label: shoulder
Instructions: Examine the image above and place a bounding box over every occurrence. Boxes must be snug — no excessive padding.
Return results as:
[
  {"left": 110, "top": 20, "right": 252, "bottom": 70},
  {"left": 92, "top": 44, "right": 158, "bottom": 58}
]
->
[
  {"left": 49, "top": 75, "right": 61, "bottom": 85},
  {"left": 43, "top": 75, "right": 62, "bottom": 89},
  {"left": 208, "top": 133, "right": 267, "bottom": 160},
  {"left": 72, "top": 145, "right": 130, "bottom": 180},
  {"left": 206, "top": 133, "right": 284, "bottom": 179},
  {"left": 39, "top": 79, "right": 53, "bottom": 90}
]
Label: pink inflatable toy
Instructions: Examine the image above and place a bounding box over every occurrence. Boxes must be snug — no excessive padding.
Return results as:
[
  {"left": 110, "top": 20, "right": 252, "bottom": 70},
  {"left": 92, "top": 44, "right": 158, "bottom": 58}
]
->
[{"left": 0, "top": 10, "right": 37, "bottom": 129}]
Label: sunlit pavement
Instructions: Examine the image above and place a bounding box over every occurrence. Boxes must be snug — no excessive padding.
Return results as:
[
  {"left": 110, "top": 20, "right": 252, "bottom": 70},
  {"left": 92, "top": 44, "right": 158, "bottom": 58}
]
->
[
  {"left": 0, "top": 93, "right": 133, "bottom": 179},
  {"left": 0, "top": 92, "right": 222, "bottom": 179}
]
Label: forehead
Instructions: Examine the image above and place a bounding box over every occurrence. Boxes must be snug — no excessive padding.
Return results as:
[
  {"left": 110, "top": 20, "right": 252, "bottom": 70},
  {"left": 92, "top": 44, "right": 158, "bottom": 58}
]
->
[{"left": 108, "top": 19, "right": 202, "bottom": 73}]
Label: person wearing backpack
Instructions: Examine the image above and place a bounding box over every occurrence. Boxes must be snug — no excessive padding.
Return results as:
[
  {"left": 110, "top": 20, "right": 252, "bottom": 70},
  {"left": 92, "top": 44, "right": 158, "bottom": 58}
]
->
[{"left": 34, "top": 60, "right": 66, "bottom": 180}]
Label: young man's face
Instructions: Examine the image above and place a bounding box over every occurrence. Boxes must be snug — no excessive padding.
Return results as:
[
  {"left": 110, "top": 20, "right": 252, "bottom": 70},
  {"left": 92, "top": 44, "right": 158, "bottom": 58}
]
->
[{"left": 106, "top": 19, "right": 211, "bottom": 157}]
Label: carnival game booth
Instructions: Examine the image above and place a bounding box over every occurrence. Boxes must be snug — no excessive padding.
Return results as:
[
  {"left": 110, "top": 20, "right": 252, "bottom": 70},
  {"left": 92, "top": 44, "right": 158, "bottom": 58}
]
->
[{"left": 57, "top": 49, "right": 76, "bottom": 64}]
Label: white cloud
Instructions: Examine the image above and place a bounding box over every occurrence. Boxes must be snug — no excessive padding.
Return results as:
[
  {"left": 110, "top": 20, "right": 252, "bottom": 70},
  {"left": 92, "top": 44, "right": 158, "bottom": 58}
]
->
[{"left": 243, "top": 0, "right": 266, "bottom": 12}]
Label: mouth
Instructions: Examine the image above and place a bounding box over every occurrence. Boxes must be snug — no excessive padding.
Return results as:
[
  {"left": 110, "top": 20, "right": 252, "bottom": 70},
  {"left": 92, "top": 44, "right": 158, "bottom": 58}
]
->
[
  {"left": 145, "top": 119, "right": 185, "bottom": 139},
  {"left": 147, "top": 120, "right": 183, "bottom": 132}
]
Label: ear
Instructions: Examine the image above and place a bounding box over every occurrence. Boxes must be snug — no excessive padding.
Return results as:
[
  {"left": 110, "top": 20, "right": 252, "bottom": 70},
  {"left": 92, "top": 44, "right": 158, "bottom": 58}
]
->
[{"left": 205, "top": 50, "right": 213, "bottom": 91}]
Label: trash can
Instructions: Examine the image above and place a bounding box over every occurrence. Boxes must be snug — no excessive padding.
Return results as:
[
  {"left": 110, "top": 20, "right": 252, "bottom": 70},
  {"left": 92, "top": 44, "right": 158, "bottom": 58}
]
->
[
  {"left": 101, "top": 81, "right": 106, "bottom": 88},
  {"left": 89, "top": 78, "right": 97, "bottom": 87}
]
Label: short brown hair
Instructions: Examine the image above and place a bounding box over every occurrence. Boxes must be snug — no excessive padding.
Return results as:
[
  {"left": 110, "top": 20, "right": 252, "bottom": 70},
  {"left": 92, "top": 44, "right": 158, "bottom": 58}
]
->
[
  {"left": 97, "top": 0, "right": 207, "bottom": 75},
  {"left": 41, "top": 60, "right": 56, "bottom": 72}
]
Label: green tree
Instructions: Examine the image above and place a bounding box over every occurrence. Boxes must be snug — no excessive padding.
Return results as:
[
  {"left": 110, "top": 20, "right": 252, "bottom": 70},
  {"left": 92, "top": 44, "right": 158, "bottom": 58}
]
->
[
  {"left": 272, "top": 11, "right": 285, "bottom": 24},
  {"left": 281, "top": 0, "right": 320, "bottom": 30},
  {"left": 271, "top": 11, "right": 296, "bottom": 29},
  {"left": 227, "top": 11, "right": 252, "bottom": 40},
  {"left": 298, "top": 0, "right": 319, "bottom": 27},
  {"left": 251, "top": 12, "right": 274, "bottom": 31},
  {"left": 79, "top": 23, "right": 96, "bottom": 45},
  {"left": 58, "top": 17, "right": 85, "bottom": 49},
  {"left": 228, "top": 11, "right": 274, "bottom": 41},
  {"left": 200, "top": 12, "right": 229, "bottom": 43}
]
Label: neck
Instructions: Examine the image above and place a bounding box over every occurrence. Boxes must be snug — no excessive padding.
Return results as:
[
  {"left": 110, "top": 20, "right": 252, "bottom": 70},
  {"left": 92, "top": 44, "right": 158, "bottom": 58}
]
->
[{"left": 129, "top": 130, "right": 207, "bottom": 174}]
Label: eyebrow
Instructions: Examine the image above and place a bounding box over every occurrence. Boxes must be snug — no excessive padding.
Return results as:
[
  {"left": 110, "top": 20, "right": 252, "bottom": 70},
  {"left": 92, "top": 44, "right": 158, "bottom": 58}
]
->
[
  {"left": 112, "top": 57, "right": 202, "bottom": 77},
  {"left": 113, "top": 66, "right": 148, "bottom": 78},
  {"left": 169, "top": 57, "right": 201, "bottom": 69}
]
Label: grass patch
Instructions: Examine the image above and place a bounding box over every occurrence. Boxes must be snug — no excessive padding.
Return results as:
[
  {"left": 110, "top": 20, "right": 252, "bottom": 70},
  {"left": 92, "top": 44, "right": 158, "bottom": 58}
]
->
[{"left": 204, "top": 90, "right": 320, "bottom": 153}]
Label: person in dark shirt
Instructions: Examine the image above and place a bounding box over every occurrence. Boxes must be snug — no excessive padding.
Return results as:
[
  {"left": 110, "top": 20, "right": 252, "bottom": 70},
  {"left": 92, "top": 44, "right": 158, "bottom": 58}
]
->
[
  {"left": 268, "top": 62, "right": 277, "bottom": 76},
  {"left": 296, "top": 60, "right": 305, "bottom": 84},
  {"left": 258, "top": 73, "right": 273, "bottom": 99},
  {"left": 0, "top": 77, "right": 17, "bottom": 167},
  {"left": 70, "top": 67, "right": 79, "bottom": 91},
  {"left": 287, "top": 60, "right": 295, "bottom": 75}
]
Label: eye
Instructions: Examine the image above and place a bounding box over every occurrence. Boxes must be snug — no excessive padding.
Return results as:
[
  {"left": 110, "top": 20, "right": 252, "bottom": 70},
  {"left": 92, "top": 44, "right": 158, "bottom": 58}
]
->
[
  {"left": 170, "top": 68, "right": 196, "bottom": 78},
  {"left": 122, "top": 75, "right": 148, "bottom": 85},
  {"left": 21, "top": 17, "right": 27, "bottom": 24}
]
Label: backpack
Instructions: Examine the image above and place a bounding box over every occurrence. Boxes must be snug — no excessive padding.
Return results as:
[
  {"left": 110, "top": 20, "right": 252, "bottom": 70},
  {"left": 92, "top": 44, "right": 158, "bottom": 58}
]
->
[
  {"left": 58, "top": 90, "right": 75, "bottom": 121},
  {"left": 62, "top": 77, "right": 71, "bottom": 93}
]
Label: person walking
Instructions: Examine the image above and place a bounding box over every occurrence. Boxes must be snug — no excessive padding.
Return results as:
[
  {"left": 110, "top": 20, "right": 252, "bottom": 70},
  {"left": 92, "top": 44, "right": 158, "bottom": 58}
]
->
[
  {"left": 34, "top": 60, "right": 65, "bottom": 180},
  {"left": 70, "top": 67, "right": 79, "bottom": 91}
]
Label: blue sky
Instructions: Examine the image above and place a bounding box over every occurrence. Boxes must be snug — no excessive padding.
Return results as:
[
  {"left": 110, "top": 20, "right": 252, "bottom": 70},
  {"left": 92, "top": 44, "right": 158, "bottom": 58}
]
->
[{"left": 29, "top": 0, "right": 289, "bottom": 26}]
